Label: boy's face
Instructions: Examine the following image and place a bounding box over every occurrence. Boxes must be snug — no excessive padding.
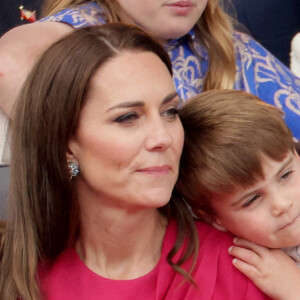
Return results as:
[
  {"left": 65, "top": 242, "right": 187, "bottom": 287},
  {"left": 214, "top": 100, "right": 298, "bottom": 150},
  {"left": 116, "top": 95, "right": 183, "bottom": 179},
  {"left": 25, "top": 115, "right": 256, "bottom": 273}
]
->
[{"left": 211, "top": 151, "right": 300, "bottom": 248}]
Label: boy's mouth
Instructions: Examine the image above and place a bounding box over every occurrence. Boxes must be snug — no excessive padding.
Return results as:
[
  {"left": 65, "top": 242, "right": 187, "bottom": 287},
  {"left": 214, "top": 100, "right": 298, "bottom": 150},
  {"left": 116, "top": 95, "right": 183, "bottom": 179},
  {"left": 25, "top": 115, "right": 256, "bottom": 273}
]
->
[{"left": 278, "top": 214, "right": 300, "bottom": 231}]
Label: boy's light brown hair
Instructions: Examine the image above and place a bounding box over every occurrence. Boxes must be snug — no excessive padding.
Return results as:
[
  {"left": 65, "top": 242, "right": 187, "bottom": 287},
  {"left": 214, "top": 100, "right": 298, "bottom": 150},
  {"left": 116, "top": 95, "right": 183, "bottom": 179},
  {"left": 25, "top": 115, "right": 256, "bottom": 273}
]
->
[{"left": 176, "top": 89, "right": 295, "bottom": 222}]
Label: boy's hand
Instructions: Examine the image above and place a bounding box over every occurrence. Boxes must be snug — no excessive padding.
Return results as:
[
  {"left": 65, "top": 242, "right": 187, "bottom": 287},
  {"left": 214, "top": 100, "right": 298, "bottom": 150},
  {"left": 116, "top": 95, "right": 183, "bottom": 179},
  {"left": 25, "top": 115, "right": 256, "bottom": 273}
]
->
[{"left": 229, "top": 238, "right": 300, "bottom": 300}]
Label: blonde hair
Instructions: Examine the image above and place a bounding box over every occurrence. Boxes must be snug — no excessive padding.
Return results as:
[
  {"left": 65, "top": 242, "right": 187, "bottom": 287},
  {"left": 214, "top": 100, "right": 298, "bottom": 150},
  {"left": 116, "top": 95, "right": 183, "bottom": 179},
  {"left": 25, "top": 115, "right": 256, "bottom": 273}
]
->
[
  {"left": 176, "top": 90, "right": 295, "bottom": 221},
  {"left": 41, "top": 0, "right": 236, "bottom": 90},
  {"left": 194, "top": 0, "right": 235, "bottom": 90}
]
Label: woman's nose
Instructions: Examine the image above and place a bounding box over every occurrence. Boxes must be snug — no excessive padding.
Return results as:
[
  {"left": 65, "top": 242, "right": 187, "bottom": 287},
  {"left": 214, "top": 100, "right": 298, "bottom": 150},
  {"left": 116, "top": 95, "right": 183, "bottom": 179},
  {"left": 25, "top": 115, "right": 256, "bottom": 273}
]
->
[{"left": 145, "top": 120, "right": 173, "bottom": 151}]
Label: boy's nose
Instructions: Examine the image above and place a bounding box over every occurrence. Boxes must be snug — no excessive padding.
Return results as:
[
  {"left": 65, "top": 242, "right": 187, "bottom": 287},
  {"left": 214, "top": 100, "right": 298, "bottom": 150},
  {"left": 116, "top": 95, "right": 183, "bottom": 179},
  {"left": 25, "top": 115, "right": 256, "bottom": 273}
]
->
[{"left": 271, "top": 194, "right": 292, "bottom": 217}]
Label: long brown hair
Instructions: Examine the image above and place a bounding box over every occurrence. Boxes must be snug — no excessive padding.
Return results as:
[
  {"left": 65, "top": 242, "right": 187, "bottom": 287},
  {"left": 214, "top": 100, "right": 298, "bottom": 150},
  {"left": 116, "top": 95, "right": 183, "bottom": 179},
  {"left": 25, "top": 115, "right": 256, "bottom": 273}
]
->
[
  {"left": 0, "top": 24, "right": 197, "bottom": 300},
  {"left": 41, "top": 0, "right": 236, "bottom": 90}
]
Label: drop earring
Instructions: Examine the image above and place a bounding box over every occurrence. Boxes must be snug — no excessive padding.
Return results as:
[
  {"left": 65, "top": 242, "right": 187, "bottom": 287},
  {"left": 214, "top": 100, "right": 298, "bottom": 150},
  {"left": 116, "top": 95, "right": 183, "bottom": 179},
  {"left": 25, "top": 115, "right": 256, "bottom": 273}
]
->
[{"left": 67, "top": 160, "right": 80, "bottom": 180}]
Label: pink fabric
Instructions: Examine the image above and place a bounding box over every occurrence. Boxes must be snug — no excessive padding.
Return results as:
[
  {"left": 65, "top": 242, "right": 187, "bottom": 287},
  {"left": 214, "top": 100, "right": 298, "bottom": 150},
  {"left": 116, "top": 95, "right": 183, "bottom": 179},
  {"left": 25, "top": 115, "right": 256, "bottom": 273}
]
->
[{"left": 39, "top": 220, "right": 270, "bottom": 299}]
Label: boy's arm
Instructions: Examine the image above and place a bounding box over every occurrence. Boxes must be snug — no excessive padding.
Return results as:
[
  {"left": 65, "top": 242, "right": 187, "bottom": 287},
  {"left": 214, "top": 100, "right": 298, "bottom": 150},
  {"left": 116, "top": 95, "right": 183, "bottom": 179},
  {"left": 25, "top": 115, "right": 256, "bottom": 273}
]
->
[{"left": 229, "top": 238, "right": 300, "bottom": 300}]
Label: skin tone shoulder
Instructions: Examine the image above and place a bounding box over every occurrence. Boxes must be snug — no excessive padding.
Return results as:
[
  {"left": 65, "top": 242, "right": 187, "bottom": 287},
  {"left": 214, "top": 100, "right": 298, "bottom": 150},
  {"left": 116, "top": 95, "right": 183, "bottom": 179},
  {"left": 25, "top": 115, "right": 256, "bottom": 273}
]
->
[
  {"left": 0, "top": 21, "right": 73, "bottom": 116},
  {"left": 210, "top": 151, "right": 300, "bottom": 299},
  {"left": 0, "top": 0, "right": 207, "bottom": 116},
  {"left": 67, "top": 50, "right": 184, "bottom": 279}
]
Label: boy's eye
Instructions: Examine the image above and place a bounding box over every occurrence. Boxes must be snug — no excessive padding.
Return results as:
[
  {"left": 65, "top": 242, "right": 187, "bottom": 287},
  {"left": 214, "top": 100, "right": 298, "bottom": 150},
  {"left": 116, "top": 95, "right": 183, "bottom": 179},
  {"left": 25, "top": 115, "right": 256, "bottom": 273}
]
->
[
  {"left": 163, "top": 107, "right": 178, "bottom": 119},
  {"left": 280, "top": 170, "right": 294, "bottom": 181},
  {"left": 242, "top": 194, "right": 260, "bottom": 208},
  {"left": 114, "top": 112, "right": 138, "bottom": 123}
]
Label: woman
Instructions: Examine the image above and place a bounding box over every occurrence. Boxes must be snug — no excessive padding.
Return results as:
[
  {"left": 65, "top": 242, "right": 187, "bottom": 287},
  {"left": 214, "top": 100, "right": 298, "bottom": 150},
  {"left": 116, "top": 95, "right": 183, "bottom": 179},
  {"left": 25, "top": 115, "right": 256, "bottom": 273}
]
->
[
  {"left": 0, "top": 0, "right": 299, "bottom": 164},
  {"left": 0, "top": 24, "right": 269, "bottom": 299}
]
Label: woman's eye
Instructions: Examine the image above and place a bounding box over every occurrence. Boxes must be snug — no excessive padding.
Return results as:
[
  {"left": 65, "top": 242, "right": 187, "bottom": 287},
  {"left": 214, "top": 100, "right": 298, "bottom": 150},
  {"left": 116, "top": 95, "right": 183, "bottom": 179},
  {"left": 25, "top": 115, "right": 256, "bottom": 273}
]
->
[
  {"left": 163, "top": 107, "right": 178, "bottom": 119},
  {"left": 242, "top": 195, "right": 260, "bottom": 208},
  {"left": 280, "top": 170, "right": 294, "bottom": 181},
  {"left": 114, "top": 112, "right": 138, "bottom": 123}
]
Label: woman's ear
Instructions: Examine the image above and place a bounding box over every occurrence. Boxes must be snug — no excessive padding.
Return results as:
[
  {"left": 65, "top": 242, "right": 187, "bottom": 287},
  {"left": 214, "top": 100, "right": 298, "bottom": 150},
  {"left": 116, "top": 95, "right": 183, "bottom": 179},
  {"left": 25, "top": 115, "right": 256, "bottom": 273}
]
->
[
  {"left": 212, "top": 219, "right": 228, "bottom": 232},
  {"left": 66, "top": 137, "right": 78, "bottom": 162}
]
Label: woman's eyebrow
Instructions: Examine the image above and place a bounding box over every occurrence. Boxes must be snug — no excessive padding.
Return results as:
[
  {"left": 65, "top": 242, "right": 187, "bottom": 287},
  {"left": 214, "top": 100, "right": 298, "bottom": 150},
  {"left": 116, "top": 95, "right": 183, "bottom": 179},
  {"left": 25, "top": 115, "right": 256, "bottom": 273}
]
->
[
  {"left": 162, "top": 92, "right": 179, "bottom": 104},
  {"left": 106, "top": 92, "right": 179, "bottom": 112},
  {"left": 106, "top": 101, "right": 144, "bottom": 112}
]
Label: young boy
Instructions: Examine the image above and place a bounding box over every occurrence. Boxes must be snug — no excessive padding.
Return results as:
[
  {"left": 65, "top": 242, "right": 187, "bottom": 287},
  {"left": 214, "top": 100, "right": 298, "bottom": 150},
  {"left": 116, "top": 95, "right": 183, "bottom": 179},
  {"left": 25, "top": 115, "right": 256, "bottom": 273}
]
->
[{"left": 177, "top": 89, "right": 300, "bottom": 300}]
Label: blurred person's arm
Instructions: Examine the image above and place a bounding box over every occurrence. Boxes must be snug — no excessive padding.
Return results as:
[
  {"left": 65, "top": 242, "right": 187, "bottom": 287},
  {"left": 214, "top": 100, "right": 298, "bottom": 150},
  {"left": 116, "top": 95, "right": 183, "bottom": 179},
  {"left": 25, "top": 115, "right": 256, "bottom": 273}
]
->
[{"left": 0, "top": 21, "right": 73, "bottom": 117}]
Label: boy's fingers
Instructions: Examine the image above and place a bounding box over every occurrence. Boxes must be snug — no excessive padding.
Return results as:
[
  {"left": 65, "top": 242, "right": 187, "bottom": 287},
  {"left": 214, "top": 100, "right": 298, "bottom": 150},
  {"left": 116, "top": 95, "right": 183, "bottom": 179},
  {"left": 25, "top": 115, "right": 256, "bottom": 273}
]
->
[
  {"left": 233, "top": 237, "right": 268, "bottom": 256},
  {"left": 232, "top": 258, "right": 261, "bottom": 281},
  {"left": 229, "top": 245, "right": 261, "bottom": 268}
]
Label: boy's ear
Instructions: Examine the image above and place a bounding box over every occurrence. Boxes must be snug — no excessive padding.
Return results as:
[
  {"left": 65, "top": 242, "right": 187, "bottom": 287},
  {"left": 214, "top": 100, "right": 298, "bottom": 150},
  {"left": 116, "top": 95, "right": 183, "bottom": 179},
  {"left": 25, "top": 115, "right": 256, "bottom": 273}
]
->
[
  {"left": 192, "top": 208, "right": 213, "bottom": 224},
  {"left": 193, "top": 208, "right": 229, "bottom": 232},
  {"left": 212, "top": 219, "right": 228, "bottom": 232}
]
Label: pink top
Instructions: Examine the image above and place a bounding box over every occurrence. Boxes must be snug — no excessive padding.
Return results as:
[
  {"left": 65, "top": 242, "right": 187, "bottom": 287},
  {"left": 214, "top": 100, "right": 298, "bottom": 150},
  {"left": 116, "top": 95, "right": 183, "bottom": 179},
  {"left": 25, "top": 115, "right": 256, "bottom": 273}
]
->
[{"left": 39, "top": 220, "right": 270, "bottom": 299}]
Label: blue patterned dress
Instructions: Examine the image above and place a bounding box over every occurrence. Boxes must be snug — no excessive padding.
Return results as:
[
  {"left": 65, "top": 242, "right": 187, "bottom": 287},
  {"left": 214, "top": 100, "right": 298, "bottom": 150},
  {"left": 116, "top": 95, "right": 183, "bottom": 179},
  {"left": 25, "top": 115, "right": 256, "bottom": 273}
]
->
[{"left": 41, "top": 1, "right": 300, "bottom": 140}]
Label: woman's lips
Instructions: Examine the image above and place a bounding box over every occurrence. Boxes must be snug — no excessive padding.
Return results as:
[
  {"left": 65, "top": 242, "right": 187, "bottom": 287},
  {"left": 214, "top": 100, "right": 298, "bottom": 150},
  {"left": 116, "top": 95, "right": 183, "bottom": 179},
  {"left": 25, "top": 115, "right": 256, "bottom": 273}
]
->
[
  {"left": 165, "top": 1, "right": 195, "bottom": 15},
  {"left": 137, "top": 165, "right": 171, "bottom": 175},
  {"left": 167, "top": 1, "right": 194, "bottom": 7}
]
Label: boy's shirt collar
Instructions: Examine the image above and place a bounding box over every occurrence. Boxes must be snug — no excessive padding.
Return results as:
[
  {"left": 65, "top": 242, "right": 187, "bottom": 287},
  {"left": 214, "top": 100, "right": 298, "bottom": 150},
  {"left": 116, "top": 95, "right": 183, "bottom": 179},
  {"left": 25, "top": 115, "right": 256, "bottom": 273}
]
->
[{"left": 283, "top": 245, "right": 300, "bottom": 267}]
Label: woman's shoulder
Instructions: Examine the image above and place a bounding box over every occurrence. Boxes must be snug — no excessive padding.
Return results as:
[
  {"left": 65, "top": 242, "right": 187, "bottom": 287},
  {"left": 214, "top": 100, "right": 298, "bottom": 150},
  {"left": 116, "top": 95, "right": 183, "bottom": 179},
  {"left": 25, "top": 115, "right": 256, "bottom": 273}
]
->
[
  {"left": 194, "top": 221, "right": 236, "bottom": 267},
  {"left": 39, "top": 1, "right": 107, "bottom": 29},
  {"left": 194, "top": 220, "right": 238, "bottom": 262},
  {"left": 38, "top": 247, "right": 81, "bottom": 297},
  {"left": 166, "top": 219, "right": 235, "bottom": 250},
  {"left": 195, "top": 220, "right": 234, "bottom": 244},
  {"left": 192, "top": 221, "right": 270, "bottom": 299}
]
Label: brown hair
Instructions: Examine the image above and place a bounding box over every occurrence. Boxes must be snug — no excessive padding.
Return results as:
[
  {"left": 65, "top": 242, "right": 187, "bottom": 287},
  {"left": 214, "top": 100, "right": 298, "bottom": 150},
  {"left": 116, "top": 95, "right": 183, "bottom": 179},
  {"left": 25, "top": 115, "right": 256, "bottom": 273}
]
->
[
  {"left": 176, "top": 89, "right": 295, "bottom": 221},
  {"left": 0, "top": 24, "right": 197, "bottom": 300},
  {"left": 41, "top": 0, "right": 236, "bottom": 90},
  {"left": 0, "top": 222, "right": 5, "bottom": 258}
]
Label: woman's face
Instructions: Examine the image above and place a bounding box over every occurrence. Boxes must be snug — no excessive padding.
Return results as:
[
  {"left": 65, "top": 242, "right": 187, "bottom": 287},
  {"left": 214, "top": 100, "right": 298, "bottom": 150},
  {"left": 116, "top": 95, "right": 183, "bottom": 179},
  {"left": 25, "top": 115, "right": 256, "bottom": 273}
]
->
[
  {"left": 116, "top": 0, "right": 208, "bottom": 42},
  {"left": 68, "top": 51, "right": 184, "bottom": 211}
]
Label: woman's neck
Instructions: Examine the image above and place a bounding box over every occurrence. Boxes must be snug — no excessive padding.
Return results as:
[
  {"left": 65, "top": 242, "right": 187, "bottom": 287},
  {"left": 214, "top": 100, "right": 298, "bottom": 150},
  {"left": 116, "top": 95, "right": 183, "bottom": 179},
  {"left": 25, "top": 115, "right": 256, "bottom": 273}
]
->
[{"left": 75, "top": 206, "right": 168, "bottom": 280}]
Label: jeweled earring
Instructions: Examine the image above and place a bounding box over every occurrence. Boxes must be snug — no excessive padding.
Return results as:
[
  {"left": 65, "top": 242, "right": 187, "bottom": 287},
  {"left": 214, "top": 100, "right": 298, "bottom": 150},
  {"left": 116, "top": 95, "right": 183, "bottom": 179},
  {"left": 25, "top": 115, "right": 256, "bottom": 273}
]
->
[{"left": 67, "top": 160, "right": 80, "bottom": 180}]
